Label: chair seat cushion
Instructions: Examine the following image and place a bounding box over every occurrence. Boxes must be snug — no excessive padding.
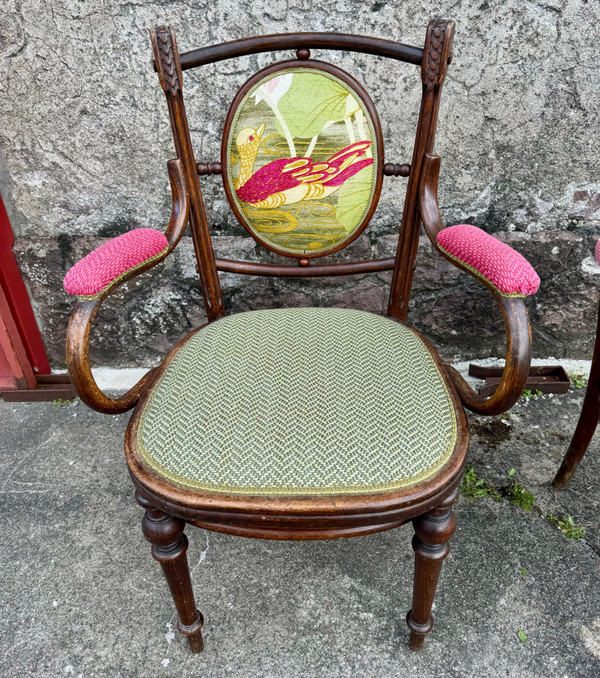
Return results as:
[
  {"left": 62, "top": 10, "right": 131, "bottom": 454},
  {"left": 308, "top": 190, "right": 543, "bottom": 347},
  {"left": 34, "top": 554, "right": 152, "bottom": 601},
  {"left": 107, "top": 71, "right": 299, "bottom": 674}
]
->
[{"left": 136, "top": 308, "right": 459, "bottom": 497}]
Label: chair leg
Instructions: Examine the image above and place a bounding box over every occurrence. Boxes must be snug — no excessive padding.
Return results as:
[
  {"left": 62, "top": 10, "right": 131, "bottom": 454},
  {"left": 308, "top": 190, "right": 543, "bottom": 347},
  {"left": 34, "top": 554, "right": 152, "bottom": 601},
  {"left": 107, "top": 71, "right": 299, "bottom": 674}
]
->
[
  {"left": 406, "top": 488, "right": 458, "bottom": 651},
  {"left": 136, "top": 492, "right": 204, "bottom": 653},
  {"left": 552, "top": 374, "right": 600, "bottom": 490},
  {"left": 554, "top": 295, "right": 600, "bottom": 490}
]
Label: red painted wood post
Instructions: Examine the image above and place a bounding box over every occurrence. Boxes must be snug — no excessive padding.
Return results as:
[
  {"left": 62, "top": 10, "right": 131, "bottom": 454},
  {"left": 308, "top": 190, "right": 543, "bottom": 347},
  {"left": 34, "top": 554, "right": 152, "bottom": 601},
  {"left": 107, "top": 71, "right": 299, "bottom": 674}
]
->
[
  {"left": 0, "top": 283, "right": 37, "bottom": 390},
  {"left": 0, "top": 196, "right": 51, "bottom": 377}
]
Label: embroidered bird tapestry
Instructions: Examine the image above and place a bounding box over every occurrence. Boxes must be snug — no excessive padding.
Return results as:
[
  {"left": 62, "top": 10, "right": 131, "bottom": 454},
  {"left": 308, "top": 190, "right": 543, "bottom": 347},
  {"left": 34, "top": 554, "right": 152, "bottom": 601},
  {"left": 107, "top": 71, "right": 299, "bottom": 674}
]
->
[{"left": 225, "top": 68, "right": 379, "bottom": 255}]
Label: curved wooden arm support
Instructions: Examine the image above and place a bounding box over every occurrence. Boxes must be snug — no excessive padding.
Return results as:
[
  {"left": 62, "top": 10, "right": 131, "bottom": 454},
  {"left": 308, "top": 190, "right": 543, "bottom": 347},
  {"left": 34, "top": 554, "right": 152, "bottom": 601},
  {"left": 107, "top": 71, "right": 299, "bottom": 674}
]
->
[
  {"left": 66, "top": 159, "right": 190, "bottom": 415},
  {"left": 163, "top": 158, "right": 191, "bottom": 248},
  {"left": 419, "top": 153, "right": 532, "bottom": 415},
  {"left": 443, "top": 296, "right": 531, "bottom": 415}
]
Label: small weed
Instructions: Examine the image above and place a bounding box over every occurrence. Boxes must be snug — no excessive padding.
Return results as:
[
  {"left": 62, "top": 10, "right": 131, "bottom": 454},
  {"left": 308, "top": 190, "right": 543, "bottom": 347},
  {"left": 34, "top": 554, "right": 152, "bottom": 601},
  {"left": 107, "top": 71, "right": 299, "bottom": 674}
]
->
[
  {"left": 517, "top": 629, "right": 528, "bottom": 643},
  {"left": 460, "top": 466, "right": 501, "bottom": 501},
  {"left": 506, "top": 482, "right": 535, "bottom": 512},
  {"left": 461, "top": 468, "right": 586, "bottom": 542},
  {"left": 521, "top": 389, "right": 543, "bottom": 400},
  {"left": 53, "top": 398, "right": 76, "bottom": 406},
  {"left": 568, "top": 373, "right": 588, "bottom": 390},
  {"left": 557, "top": 515, "right": 585, "bottom": 540},
  {"left": 520, "top": 567, "right": 527, "bottom": 578},
  {"left": 545, "top": 513, "right": 585, "bottom": 540}
]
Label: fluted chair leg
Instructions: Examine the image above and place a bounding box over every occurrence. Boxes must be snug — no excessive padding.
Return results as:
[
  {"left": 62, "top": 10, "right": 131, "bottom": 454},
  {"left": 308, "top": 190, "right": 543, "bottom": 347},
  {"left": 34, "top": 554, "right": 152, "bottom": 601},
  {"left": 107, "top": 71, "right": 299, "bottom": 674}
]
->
[
  {"left": 136, "top": 492, "right": 204, "bottom": 652},
  {"left": 406, "top": 488, "right": 458, "bottom": 650}
]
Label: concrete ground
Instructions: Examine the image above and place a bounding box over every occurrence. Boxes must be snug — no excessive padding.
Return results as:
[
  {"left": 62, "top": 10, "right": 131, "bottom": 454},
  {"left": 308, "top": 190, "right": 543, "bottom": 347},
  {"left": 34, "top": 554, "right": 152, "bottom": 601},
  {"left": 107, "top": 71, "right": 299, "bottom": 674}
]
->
[{"left": 1, "top": 385, "right": 599, "bottom": 677}]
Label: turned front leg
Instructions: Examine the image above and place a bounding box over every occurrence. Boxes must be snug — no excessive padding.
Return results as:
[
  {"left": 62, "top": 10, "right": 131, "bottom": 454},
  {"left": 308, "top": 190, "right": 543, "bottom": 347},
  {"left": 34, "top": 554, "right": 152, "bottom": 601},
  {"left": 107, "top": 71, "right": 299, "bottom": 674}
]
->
[
  {"left": 136, "top": 492, "right": 204, "bottom": 653},
  {"left": 406, "top": 488, "right": 458, "bottom": 651}
]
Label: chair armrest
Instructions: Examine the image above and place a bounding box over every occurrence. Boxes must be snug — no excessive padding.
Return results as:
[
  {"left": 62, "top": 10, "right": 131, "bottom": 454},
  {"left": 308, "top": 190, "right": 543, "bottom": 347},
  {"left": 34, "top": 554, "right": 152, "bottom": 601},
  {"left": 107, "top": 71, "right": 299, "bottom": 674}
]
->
[
  {"left": 419, "top": 153, "right": 537, "bottom": 415},
  {"left": 437, "top": 224, "right": 540, "bottom": 297},
  {"left": 63, "top": 228, "right": 169, "bottom": 299},
  {"left": 65, "top": 158, "right": 190, "bottom": 414}
]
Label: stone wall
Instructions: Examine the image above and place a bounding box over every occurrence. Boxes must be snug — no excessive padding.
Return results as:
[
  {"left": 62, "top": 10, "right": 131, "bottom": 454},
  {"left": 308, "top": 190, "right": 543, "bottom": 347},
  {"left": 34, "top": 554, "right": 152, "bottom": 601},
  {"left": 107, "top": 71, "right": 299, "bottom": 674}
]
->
[{"left": 1, "top": 0, "right": 599, "bottom": 368}]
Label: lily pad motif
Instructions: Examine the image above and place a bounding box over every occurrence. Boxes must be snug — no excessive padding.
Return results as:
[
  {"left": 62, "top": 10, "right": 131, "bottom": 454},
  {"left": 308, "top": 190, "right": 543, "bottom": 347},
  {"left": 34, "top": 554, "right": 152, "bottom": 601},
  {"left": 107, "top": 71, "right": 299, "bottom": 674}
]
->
[
  {"left": 277, "top": 73, "right": 351, "bottom": 139},
  {"left": 336, "top": 165, "right": 374, "bottom": 234}
]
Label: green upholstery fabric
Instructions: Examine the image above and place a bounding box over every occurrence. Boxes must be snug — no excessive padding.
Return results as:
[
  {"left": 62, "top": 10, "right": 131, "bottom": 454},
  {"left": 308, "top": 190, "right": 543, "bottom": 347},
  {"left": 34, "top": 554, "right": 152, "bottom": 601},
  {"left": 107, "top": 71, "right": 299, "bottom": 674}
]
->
[{"left": 137, "top": 308, "right": 458, "bottom": 496}]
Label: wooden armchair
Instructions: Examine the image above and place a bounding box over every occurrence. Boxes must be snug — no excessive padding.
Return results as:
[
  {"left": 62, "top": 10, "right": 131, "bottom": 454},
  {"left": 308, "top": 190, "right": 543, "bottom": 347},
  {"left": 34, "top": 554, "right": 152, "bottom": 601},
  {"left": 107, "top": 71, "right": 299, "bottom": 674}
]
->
[{"left": 64, "top": 21, "right": 540, "bottom": 653}]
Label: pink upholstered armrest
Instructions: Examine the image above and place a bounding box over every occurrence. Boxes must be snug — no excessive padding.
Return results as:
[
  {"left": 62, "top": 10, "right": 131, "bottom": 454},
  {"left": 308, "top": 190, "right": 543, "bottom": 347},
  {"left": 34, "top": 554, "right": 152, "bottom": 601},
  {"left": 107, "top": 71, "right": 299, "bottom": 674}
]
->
[
  {"left": 437, "top": 224, "right": 540, "bottom": 296},
  {"left": 64, "top": 228, "right": 169, "bottom": 299},
  {"left": 595, "top": 239, "right": 600, "bottom": 266}
]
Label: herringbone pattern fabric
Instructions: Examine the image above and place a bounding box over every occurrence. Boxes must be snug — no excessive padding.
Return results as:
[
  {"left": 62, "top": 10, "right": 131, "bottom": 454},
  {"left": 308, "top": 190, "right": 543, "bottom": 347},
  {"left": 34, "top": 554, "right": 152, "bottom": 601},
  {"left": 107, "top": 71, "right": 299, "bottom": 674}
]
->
[{"left": 137, "top": 308, "right": 458, "bottom": 496}]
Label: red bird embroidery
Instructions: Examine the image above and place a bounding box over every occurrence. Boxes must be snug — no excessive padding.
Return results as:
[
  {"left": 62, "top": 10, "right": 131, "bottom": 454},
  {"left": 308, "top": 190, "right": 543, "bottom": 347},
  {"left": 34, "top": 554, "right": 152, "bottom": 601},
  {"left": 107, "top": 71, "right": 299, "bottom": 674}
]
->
[{"left": 234, "top": 123, "right": 373, "bottom": 209}]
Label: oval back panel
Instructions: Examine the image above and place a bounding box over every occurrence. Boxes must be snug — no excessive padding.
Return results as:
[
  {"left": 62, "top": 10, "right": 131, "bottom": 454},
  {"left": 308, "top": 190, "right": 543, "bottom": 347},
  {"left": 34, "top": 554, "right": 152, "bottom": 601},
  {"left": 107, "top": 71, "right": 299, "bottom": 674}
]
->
[{"left": 222, "top": 61, "right": 383, "bottom": 258}]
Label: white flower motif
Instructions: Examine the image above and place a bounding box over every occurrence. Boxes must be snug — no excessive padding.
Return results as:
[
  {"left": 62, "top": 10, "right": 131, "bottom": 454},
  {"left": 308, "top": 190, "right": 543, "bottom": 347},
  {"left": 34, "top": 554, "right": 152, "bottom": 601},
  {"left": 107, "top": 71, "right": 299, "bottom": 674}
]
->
[{"left": 254, "top": 73, "right": 293, "bottom": 106}]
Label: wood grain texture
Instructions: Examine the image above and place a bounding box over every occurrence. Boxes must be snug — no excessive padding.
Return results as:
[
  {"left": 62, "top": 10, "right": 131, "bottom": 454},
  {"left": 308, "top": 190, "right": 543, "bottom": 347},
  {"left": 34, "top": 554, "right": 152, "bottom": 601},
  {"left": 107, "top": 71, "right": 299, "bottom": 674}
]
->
[
  {"left": 177, "top": 32, "right": 424, "bottom": 70},
  {"left": 406, "top": 487, "right": 458, "bottom": 650},
  {"left": 214, "top": 257, "right": 396, "bottom": 277},
  {"left": 387, "top": 20, "right": 455, "bottom": 321},
  {"left": 137, "top": 492, "right": 204, "bottom": 653},
  {"left": 150, "top": 27, "right": 225, "bottom": 322}
]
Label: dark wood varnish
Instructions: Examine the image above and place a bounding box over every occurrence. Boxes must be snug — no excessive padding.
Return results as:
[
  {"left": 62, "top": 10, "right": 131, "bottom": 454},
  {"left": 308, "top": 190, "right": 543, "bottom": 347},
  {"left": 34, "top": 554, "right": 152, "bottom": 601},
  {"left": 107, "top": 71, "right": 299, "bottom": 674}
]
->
[
  {"left": 215, "top": 256, "right": 396, "bottom": 277},
  {"left": 418, "top": 153, "right": 532, "bottom": 415},
  {"left": 196, "top": 162, "right": 222, "bottom": 176},
  {"left": 151, "top": 26, "right": 225, "bottom": 322},
  {"left": 66, "top": 159, "right": 189, "bottom": 414},
  {"left": 177, "top": 32, "right": 424, "bottom": 70},
  {"left": 388, "top": 20, "right": 455, "bottom": 321},
  {"left": 383, "top": 163, "right": 411, "bottom": 177},
  {"left": 137, "top": 492, "right": 204, "bottom": 652},
  {"left": 407, "top": 487, "right": 457, "bottom": 649}
]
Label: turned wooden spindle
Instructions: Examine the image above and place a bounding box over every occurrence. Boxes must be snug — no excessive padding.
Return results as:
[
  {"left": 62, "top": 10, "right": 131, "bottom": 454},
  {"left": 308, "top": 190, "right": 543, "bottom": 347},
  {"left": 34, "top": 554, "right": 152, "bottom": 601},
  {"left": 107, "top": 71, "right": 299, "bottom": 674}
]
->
[
  {"left": 136, "top": 492, "right": 205, "bottom": 653},
  {"left": 196, "top": 162, "right": 223, "bottom": 176},
  {"left": 406, "top": 487, "right": 458, "bottom": 650},
  {"left": 383, "top": 163, "right": 411, "bottom": 177}
]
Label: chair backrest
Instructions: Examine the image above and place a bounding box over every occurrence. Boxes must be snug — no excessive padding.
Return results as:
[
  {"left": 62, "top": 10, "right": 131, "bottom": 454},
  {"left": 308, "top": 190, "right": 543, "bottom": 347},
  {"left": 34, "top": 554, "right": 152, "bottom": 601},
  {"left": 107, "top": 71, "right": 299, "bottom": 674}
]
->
[{"left": 150, "top": 22, "right": 455, "bottom": 323}]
